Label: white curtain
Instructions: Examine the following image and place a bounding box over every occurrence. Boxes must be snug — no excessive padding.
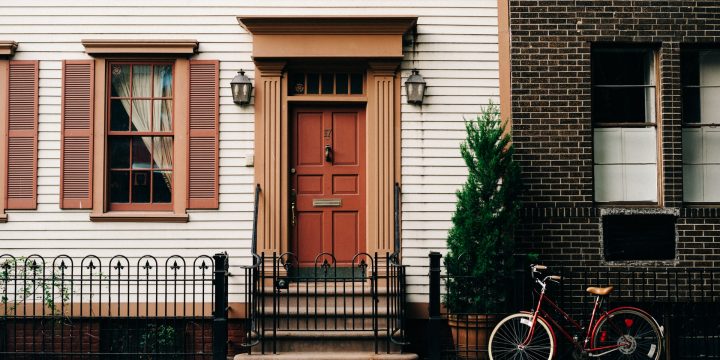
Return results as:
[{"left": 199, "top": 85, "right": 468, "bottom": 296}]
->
[{"left": 112, "top": 65, "right": 173, "bottom": 190}]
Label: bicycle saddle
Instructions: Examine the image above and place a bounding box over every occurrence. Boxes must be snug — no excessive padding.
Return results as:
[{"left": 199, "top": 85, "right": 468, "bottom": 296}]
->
[{"left": 586, "top": 286, "right": 613, "bottom": 296}]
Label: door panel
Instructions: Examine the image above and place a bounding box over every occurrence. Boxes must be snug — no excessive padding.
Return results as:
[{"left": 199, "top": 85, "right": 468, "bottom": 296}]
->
[
  {"left": 296, "top": 112, "right": 324, "bottom": 166},
  {"left": 292, "top": 107, "right": 366, "bottom": 267}
]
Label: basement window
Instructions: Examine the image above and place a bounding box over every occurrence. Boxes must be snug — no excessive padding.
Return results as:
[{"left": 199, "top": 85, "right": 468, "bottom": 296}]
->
[
  {"left": 592, "top": 47, "right": 658, "bottom": 203},
  {"left": 603, "top": 214, "right": 676, "bottom": 261}
]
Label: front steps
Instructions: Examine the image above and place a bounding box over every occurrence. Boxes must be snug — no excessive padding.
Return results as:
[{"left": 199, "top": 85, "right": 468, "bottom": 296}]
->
[{"left": 238, "top": 281, "right": 414, "bottom": 358}]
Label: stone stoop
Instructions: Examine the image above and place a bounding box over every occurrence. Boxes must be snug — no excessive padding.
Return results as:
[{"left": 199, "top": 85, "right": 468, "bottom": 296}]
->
[{"left": 237, "top": 281, "right": 415, "bottom": 359}]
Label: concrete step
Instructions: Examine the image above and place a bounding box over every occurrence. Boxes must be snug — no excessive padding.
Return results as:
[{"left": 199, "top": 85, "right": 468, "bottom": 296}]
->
[
  {"left": 245, "top": 330, "right": 405, "bottom": 353},
  {"left": 235, "top": 352, "right": 418, "bottom": 360},
  {"left": 256, "top": 316, "right": 388, "bottom": 331}
]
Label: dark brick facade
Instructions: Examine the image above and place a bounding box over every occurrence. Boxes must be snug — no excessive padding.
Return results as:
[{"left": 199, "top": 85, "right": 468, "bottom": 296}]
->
[{"left": 510, "top": 1, "right": 720, "bottom": 268}]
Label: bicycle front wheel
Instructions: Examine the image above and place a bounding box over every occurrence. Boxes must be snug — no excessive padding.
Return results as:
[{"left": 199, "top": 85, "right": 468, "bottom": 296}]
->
[
  {"left": 591, "top": 308, "right": 663, "bottom": 360},
  {"left": 489, "top": 313, "right": 555, "bottom": 360}
]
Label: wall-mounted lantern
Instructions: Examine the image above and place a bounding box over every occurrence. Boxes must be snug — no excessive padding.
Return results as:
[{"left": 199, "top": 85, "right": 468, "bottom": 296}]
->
[
  {"left": 231, "top": 69, "right": 253, "bottom": 105},
  {"left": 405, "top": 69, "right": 426, "bottom": 105}
]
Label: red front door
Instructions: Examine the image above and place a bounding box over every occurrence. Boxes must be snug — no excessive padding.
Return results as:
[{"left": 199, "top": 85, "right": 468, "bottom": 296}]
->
[{"left": 291, "top": 107, "right": 366, "bottom": 267}]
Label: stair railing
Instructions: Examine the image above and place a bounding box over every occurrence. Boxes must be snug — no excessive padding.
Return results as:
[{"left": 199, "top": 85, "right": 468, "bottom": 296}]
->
[{"left": 240, "top": 184, "right": 262, "bottom": 350}]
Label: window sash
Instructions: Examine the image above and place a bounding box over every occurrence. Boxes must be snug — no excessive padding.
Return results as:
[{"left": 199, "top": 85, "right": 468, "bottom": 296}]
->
[
  {"left": 106, "top": 61, "right": 174, "bottom": 210},
  {"left": 593, "top": 127, "right": 658, "bottom": 203}
]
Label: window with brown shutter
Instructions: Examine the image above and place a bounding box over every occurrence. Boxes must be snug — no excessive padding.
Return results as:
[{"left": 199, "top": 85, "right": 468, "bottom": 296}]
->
[{"left": 63, "top": 39, "right": 220, "bottom": 222}]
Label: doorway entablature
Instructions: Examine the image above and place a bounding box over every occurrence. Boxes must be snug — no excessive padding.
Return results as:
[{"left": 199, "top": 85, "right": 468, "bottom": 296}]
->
[{"left": 238, "top": 16, "right": 416, "bottom": 256}]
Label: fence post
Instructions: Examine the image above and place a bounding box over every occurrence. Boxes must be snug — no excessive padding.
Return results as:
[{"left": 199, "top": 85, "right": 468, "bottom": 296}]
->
[
  {"left": 213, "top": 252, "right": 229, "bottom": 360},
  {"left": 428, "top": 252, "right": 442, "bottom": 359}
]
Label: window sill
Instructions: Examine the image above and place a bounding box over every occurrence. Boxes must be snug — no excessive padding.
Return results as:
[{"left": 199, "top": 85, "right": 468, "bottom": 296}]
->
[
  {"left": 684, "top": 203, "right": 720, "bottom": 207},
  {"left": 595, "top": 202, "right": 660, "bottom": 208},
  {"left": 90, "top": 212, "right": 189, "bottom": 223}
]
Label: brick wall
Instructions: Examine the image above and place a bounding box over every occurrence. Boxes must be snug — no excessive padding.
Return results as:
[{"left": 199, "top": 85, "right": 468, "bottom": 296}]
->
[{"left": 510, "top": 1, "right": 720, "bottom": 268}]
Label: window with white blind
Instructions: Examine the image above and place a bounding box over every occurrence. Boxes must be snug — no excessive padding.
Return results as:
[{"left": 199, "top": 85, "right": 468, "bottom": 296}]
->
[
  {"left": 682, "top": 49, "right": 720, "bottom": 203},
  {"left": 592, "top": 47, "right": 658, "bottom": 203}
]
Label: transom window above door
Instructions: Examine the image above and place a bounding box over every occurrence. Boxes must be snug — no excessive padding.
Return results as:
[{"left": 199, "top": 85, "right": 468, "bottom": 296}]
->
[
  {"left": 107, "top": 62, "right": 174, "bottom": 211},
  {"left": 288, "top": 72, "right": 364, "bottom": 96}
]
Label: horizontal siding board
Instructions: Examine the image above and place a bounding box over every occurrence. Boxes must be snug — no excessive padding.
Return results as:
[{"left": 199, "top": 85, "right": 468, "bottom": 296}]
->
[{"left": 1, "top": 1, "right": 499, "bottom": 303}]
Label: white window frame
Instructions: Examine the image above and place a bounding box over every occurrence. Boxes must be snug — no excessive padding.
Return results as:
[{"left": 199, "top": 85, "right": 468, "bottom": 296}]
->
[
  {"left": 592, "top": 47, "right": 660, "bottom": 204},
  {"left": 682, "top": 49, "right": 720, "bottom": 203}
]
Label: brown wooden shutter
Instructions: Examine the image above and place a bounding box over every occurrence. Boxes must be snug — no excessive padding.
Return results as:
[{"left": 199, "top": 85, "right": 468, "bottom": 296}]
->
[
  {"left": 188, "top": 60, "right": 219, "bottom": 209},
  {"left": 6, "top": 60, "right": 38, "bottom": 209},
  {"left": 60, "top": 60, "right": 94, "bottom": 209}
]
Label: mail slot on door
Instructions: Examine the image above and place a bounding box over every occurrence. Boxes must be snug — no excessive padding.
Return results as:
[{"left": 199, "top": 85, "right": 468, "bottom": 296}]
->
[{"left": 313, "top": 198, "right": 342, "bottom": 207}]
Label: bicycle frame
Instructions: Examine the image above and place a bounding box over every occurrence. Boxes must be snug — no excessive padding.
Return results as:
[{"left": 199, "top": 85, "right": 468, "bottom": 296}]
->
[{"left": 524, "top": 286, "right": 630, "bottom": 356}]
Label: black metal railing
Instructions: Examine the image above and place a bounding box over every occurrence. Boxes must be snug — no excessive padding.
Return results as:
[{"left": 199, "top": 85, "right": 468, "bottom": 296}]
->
[
  {"left": 242, "top": 251, "right": 407, "bottom": 354},
  {"left": 427, "top": 254, "right": 720, "bottom": 360},
  {"left": 0, "top": 253, "right": 229, "bottom": 359}
]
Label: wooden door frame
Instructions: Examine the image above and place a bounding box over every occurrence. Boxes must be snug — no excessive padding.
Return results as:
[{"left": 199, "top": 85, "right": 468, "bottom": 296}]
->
[{"left": 240, "top": 16, "right": 414, "bottom": 257}]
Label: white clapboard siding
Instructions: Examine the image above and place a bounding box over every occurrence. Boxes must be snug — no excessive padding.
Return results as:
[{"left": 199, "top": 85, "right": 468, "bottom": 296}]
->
[{"left": 0, "top": 0, "right": 500, "bottom": 304}]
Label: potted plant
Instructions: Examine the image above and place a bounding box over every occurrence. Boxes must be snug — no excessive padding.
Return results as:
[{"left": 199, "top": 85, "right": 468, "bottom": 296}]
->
[{"left": 444, "top": 103, "right": 521, "bottom": 359}]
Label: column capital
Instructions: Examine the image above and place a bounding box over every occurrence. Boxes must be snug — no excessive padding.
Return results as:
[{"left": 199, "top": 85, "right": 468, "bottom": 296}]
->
[
  {"left": 255, "top": 61, "right": 286, "bottom": 77},
  {"left": 369, "top": 61, "right": 400, "bottom": 76}
]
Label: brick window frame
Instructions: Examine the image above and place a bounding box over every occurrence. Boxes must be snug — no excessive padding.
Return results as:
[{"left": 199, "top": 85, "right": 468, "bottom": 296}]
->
[
  {"left": 681, "top": 47, "right": 720, "bottom": 204},
  {"left": 591, "top": 45, "right": 662, "bottom": 205},
  {"left": 59, "top": 40, "right": 218, "bottom": 222}
]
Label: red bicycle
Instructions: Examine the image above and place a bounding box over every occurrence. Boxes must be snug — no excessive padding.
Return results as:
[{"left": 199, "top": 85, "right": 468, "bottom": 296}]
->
[{"left": 488, "top": 265, "right": 664, "bottom": 359}]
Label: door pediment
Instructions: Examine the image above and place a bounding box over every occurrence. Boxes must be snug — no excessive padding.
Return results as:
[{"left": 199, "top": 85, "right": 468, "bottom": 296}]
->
[{"left": 237, "top": 16, "right": 417, "bottom": 60}]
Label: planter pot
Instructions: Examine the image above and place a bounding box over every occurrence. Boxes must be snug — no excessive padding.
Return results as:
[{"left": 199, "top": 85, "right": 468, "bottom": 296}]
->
[{"left": 448, "top": 313, "right": 498, "bottom": 360}]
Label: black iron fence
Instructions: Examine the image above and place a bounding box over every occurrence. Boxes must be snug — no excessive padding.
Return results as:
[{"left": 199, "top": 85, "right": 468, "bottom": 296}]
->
[
  {"left": 241, "top": 251, "right": 408, "bottom": 354},
  {"left": 0, "top": 253, "right": 229, "bottom": 359},
  {"left": 428, "top": 253, "right": 720, "bottom": 360}
]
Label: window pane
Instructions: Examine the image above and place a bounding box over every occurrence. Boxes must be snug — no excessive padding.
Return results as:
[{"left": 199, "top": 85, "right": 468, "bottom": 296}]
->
[
  {"left": 132, "top": 171, "right": 151, "bottom": 203},
  {"left": 108, "top": 136, "right": 130, "bottom": 169},
  {"left": 110, "top": 99, "right": 130, "bottom": 131},
  {"left": 153, "top": 65, "right": 173, "bottom": 97},
  {"left": 132, "top": 65, "right": 152, "bottom": 97},
  {"left": 289, "top": 72, "right": 305, "bottom": 95},
  {"left": 683, "top": 87, "right": 701, "bottom": 123},
  {"left": 700, "top": 86, "right": 720, "bottom": 124},
  {"left": 350, "top": 73, "right": 363, "bottom": 94},
  {"left": 700, "top": 51, "right": 720, "bottom": 86},
  {"left": 153, "top": 100, "right": 173, "bottom": 131},
  {"left": 592, "top": 50, "right": 650, "bottom": 85},
  {"left": 132, "top": 136, "right": 152, "bottom": 169},
  {"left": 335, "top": 73, "right": 348, "bottom": 94},
  {"left": 131, "top": 100, "right": 151, "bottom": 131},
  {"left": 683, "top": 164, "right": 704, "bottom": 202},
  {"left": 306, "top": 73, "right": 319, "bottom": 94},
  {"left": 594, "top": 164, "right": 623, "bottom": 202},
  {"left": 592, "top": 86, "right": 652, "bottom": 123},
  {"left": 681, "top": 50, "right": 700, "bottom": 86},
  {"left": 109, "top": 171, "right": 130, "bottom": 203},
  {"left": 110, "top": 64, "right": 130, "bottom": 98},
  {"left": 705, "top": 165, "right": 720, "bottom": 201},
  {"left": 152, "top": 137, "right": 173, "bottom": 169},
  {"left": 153, "top": 171, "right": 172, "bottom": 203},
  {"left": 321, "top": 73, "right": 333, "bottom": 94},
  {"left": 625, "top": 164, "right": 657, "bottom": 201}
]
